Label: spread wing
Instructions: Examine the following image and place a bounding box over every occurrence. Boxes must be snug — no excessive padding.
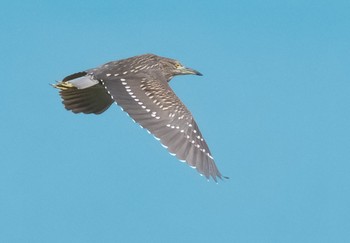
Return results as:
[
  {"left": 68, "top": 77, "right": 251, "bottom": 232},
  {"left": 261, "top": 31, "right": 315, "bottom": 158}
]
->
[
  {"left": 54, "top": 72, "right": 114, "bottom": 114},
  {"left": 98, "top": 71, "right": 226, "bottom": 181}
]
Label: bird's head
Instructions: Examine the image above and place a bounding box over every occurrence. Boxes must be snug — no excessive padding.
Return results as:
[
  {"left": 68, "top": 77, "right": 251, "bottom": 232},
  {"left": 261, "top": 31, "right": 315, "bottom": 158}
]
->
[{"left": 159, "top": 57, "right": 202, "bottom": 81}]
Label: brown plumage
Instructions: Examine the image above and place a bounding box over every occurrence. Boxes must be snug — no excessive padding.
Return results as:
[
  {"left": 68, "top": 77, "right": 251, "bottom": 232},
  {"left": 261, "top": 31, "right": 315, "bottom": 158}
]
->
[{"left": 53, "top": 54, "right": 228, "bottom": 181}]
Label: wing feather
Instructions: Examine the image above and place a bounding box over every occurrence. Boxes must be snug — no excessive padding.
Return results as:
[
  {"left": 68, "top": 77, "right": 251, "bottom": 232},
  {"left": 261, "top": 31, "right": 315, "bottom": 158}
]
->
[{"left": 97, "top": 71, "right": 225, "bottom": 181}]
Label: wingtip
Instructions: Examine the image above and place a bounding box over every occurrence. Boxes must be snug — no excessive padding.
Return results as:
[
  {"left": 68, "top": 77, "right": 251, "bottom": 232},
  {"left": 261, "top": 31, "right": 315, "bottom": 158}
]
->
[{"left": 210, "top": 174, "right": 229, "bottom": 183}]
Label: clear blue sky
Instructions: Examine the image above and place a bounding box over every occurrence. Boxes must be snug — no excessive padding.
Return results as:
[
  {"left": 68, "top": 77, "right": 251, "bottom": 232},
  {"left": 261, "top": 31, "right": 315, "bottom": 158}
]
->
[{"left": 1, "top": 0, "right": 349, "bottom": 242}]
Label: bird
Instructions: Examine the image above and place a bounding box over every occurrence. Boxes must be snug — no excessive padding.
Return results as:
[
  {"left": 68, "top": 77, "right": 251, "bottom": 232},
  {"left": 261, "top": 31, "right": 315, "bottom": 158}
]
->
[{"left": 53, "top": 54, "right": 228, "bottom": 181}]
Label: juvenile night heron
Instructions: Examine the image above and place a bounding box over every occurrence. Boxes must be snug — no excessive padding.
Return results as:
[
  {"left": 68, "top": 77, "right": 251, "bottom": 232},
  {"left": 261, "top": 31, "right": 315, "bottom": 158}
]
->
[{"left": 53, "top": 54, "right": 227, "bottom": 181}]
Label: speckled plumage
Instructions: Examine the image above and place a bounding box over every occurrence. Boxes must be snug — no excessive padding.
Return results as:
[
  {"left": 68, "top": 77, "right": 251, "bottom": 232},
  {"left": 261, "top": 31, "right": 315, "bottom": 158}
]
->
[{"left": 53, "top": 54, "right": 227, "bottom": 181}]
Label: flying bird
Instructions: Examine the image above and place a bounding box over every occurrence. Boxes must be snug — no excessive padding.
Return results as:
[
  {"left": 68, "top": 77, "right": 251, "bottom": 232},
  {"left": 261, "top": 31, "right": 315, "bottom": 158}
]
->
[{"left": 53, "top": 54, "right": 227, "bottom": 181}]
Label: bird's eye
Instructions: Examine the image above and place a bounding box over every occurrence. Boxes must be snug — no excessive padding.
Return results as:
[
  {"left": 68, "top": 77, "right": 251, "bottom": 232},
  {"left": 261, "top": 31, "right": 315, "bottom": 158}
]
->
[{"left": 175, "top": 63, "right": 182, "bottom": 68}]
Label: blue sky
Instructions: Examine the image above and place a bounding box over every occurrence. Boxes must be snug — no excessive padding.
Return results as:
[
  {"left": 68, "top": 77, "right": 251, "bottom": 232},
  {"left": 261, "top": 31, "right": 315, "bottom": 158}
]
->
[{"left": 1, "top": 0, "right": 350, "bottom": 242}]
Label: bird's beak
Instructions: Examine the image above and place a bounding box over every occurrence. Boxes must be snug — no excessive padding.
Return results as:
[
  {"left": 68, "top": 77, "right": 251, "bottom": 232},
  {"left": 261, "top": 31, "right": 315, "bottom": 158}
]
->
[{"left": 179, "top": 66, "right": 203, "bottom": 76}]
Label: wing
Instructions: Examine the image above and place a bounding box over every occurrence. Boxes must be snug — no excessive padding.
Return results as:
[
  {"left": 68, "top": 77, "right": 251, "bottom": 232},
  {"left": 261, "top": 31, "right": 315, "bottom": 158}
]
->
[
  {"left": 54, "top": 72, "right": 114, "bottom": 114},
  {"left": 98, "top": 71, "right": 226, "bottom": 181}
]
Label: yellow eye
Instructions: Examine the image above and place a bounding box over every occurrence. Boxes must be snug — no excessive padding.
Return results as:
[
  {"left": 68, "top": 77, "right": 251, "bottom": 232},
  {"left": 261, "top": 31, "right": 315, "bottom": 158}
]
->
[{"left": 175, "top": 63, "right": 182, "bottom": 69}]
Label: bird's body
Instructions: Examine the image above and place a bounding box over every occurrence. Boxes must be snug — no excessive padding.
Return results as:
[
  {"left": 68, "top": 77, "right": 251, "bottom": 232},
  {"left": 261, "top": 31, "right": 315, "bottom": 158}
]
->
[{"left": 53, "top": 54, "right": 227, "bottom": 181}]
